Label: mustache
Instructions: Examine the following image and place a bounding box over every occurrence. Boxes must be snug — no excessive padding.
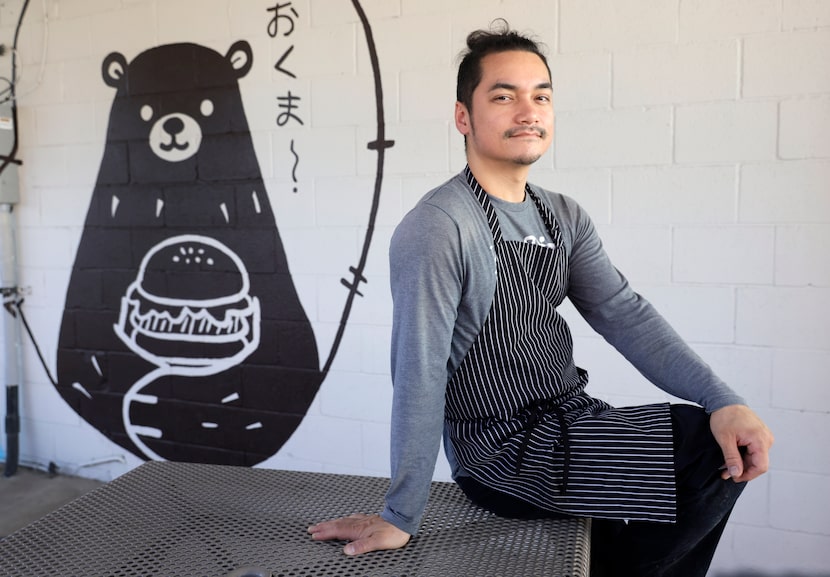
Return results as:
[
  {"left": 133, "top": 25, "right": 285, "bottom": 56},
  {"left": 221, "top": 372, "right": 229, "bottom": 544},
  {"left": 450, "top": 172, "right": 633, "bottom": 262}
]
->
[{"left": 504, "top": 126, "right": 547, "bottom": 138}]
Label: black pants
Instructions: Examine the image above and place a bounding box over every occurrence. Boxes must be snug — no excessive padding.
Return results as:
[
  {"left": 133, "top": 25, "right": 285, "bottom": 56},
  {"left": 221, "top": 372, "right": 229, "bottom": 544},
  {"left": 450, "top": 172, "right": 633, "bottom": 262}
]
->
[{"left": 456, "top": 405, "right": 746, "bottom": 577}]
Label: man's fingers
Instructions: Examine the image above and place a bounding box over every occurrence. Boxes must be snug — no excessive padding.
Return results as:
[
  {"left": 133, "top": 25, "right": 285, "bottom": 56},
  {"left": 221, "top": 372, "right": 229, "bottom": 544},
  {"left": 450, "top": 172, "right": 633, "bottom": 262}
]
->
[
  {"left": 343, "top": 536, "right": 385, "bottom": 556},
  {"left": 307, "top": 523, "right": 344, "bottom": 541},
  {"left": 710, "top": 405, "right": 774, "bottom": 483},
  {"left": 716, "top": 436, "right": 744, "bottom": 480},
  {"left": 710, "top": 417, "right": 744, "bottom": 480},
  {"left": 309, "top": 513, "right": 411, "bottom": 556},
  {"left": 308, "top": 513, "right": 371, "bottom": 541},
  {"left": 733, "top": 443, "right": 770, "bottom": 483}
]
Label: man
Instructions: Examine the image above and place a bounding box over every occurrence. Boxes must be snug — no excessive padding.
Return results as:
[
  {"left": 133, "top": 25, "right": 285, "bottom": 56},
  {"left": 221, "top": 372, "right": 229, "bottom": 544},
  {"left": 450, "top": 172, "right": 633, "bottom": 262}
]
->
[{"left": 309, "top": 21, "right": 773, "bottom": 576}]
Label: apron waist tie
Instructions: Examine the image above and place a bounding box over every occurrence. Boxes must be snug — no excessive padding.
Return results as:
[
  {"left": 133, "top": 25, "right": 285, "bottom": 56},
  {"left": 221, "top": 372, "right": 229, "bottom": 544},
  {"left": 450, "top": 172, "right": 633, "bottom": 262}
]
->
[{"left": 515, "top": 402, "right": 571, "bottom": 494}]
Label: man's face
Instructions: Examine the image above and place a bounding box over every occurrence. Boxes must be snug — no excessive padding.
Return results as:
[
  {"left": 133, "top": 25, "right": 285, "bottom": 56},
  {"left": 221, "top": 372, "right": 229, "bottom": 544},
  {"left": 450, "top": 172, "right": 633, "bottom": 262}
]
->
[{"left": 455, "top": 50, "right": 554, "bottom": 167}]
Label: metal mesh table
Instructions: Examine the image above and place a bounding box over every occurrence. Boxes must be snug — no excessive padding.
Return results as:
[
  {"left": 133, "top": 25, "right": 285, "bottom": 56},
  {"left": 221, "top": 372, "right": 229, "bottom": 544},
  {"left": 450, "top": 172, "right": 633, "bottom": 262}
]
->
[{"left": 0, "top": 461, "right": 590, "bottom": 577}]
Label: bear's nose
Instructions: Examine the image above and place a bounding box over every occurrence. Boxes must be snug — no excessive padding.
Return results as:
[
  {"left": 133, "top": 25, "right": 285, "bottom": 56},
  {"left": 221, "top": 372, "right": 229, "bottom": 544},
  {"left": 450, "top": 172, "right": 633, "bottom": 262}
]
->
[{"left": 163, "top": 116, "right": 185, "bottom": 136}]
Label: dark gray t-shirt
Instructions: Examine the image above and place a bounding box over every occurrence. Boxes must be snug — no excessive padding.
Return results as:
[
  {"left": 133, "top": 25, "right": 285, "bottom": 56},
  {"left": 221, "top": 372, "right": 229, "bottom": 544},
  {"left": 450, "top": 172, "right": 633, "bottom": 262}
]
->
[{"left": 488, "top": 191, "right": 558, "bottom": 246}]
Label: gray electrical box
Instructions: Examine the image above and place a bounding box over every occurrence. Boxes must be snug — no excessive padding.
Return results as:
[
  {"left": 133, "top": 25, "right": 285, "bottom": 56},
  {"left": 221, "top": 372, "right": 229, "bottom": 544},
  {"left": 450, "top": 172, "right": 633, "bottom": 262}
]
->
[{"left": 0, "top": 102, "right": 19, "bottom": 204}]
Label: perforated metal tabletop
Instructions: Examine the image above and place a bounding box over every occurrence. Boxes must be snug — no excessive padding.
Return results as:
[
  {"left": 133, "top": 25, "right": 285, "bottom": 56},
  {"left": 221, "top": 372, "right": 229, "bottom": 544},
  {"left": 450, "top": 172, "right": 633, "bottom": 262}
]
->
[{"left": 0, "top": 461, "right": 590, "bottom": 576}]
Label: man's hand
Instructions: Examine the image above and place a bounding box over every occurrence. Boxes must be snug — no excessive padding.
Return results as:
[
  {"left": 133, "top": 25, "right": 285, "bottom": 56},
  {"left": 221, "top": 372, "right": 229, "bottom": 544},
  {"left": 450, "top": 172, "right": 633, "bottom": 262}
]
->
[
  {"left": 710, "top": 404, "right": 774, "bottom": 483},
  {"left": 308, "top": 513, "right": 411, "bottom": 556}
]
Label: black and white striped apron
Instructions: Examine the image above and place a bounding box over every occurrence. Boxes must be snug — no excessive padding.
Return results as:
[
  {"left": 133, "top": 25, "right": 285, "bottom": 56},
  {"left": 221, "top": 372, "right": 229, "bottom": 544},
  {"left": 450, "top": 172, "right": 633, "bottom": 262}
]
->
[{"left": 444, "top": 169, "right": 677, "bottom": 523}]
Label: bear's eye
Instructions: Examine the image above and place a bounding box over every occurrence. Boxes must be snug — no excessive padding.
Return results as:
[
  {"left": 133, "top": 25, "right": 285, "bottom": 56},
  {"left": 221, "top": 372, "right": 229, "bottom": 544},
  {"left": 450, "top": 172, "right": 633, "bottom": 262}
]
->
[
  {"left": 201, "top": 99, "right": 214, "bottom": 117},
  {"left": 140, "top": 105, "right": 153, "bottom": 122}
]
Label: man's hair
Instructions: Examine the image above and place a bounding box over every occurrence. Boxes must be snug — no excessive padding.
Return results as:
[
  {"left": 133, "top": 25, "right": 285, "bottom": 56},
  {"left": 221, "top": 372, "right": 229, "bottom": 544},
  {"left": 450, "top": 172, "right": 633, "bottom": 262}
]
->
[{"left": 456, "top": 19, "right": 551, "bottom": 114}]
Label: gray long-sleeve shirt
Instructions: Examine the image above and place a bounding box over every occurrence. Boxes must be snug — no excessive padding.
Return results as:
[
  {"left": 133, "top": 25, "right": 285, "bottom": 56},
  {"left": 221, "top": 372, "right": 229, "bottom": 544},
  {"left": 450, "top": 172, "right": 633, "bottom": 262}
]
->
[{"left": 381, "top": 171, "right": 745, "bottom": 536}]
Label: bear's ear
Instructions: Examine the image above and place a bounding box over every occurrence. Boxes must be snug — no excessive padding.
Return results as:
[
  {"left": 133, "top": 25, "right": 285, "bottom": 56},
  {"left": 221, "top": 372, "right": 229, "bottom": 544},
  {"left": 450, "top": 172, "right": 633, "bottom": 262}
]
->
[
  {"left": 226, "top": 40, "right": 253, "bottom": 79},
  {"left": 102, "top": 52, "right": 128, "bottom": 88}
]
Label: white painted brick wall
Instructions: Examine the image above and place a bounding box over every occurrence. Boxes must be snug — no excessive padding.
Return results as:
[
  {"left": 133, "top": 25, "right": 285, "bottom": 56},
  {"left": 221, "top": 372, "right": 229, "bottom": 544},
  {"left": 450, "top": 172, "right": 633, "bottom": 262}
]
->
[
  {"left": 740, "top": 160, "right": 830, "bottom": 223},
  {"left": 612, "top": 166, "right": 737, "bottom": 224},
  {"left": 771, "top": 470, "right": 830, "bottom": 535},
  {"left": 311, "top": 75, "right": 385, "bottom": 127},
  {"left": 696, "top": 344, "right": 773, "bottom": 407},
  {"left": 679, "top": 0, "right": 781, "bottom": 40},
  {"left": 548, "top": 52, "right": 610, "bottom": 111},
  {"left": 399, "top": 68, "right": 456, "bottom": 122},
  {"left": 559, "top": 0, "right": 677, "bottom": 52},
  {"left": 764, "top": 409, "right": 830, "bottom": 476},
  {"left": 673, "top": 226, "right": 775, "bottom": 284},
  {"left": 556, "top": 107, "right": 673, "bottom": 167},
  {"left": 33, "top": 102, "right": 97, "bottom": 146},
  {"left": 772, "top": 349, "right": 830, "bottom": 412},
  {"left": 675, "top": 101, "right": 779, "bottom": 163},
  {"left": 87, "top": 4, "right": 157, "bottom": 57},
  {"left": 743, "top": 30, "right": 830, "bottom": 97},
  {"left": 370, "top": 122, "right": 450, "bottom": 174},
  {"left": 1, "top": 0, "right": 827, "bottom": 572},
  {"left": 784, "top": 0, "right": 830, "bottom": 29},
  {"left": 776, "top": 224, "right": 830, "bottom": 286},
  {"left": 533, "top": 168, "right": 612, "bottom": 223},
  {"left": 730, "top": 524, "right": 830, "bottom": 573},
  {"left": 642, "top": 285, "right": 737, "bottom": 343},
  {"left": 780, "top": 96, "right": 830, "bottom": 158},
  {"left": 737, "top": 287, "right": 830, "bottom": 349},
  {"left": 614, "top": 41, "right": 738, "bottom": 107},
  {"left": 596, "top": 225, "right": 673, "bottom": 284},
  {"left": 157, "top": 0, "right": 232, "bottom": 45}
]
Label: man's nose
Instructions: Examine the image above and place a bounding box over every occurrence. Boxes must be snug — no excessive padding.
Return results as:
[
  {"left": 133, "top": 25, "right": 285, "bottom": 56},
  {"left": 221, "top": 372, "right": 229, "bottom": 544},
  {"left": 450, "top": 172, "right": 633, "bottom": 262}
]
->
[{"left": 515, "top": 99, "right": 539, "bottom": 124}]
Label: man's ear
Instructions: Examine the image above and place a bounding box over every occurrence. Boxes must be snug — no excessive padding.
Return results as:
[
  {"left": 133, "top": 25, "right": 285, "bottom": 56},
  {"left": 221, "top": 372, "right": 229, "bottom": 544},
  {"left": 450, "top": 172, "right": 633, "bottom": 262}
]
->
[{"left": 455, "top": 101, "right": 471, "bottom": 136}]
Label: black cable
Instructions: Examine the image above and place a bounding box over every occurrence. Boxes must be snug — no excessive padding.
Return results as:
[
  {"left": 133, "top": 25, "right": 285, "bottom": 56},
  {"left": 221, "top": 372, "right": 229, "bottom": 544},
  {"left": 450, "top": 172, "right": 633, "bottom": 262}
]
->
[
  {"left": 0, "top": 0, "right": 29, "bottom": 173},
  {"left": 0, "top": 76, "right": 14, "bottom": 102},
  {"left": 5, "top": 297, "right": 57, "bottom": 386}
]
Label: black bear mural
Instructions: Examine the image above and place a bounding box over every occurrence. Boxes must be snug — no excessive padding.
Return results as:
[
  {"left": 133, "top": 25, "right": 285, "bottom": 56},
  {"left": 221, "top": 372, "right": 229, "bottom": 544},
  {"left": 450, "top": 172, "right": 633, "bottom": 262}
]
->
[
  {"left": 52, "top": 32, "right": 390, "bottom": 466},
  {"left": 56, "top": 40, "right": 320, "bottom": 465}
]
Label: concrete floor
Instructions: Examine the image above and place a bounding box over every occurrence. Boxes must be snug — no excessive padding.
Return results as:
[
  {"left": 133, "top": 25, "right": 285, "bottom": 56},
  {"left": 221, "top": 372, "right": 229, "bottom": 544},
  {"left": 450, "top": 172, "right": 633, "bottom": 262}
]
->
[{"left": 0, "top": 464, "right": 104, "bottom": 538}]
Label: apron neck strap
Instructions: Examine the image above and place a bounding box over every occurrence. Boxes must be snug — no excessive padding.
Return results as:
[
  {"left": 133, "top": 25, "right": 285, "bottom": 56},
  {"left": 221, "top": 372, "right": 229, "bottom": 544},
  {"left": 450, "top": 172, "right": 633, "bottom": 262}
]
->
[{"left": 464, "top": 165, "right": 503, "bottom": 244}]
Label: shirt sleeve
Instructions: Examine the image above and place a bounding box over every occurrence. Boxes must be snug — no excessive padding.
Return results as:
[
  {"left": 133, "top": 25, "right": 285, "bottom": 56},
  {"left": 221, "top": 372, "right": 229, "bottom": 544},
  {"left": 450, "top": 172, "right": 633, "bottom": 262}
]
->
[
  {"left": 562, "top": 198, "right": 746, "bottom": 412},
  {"left": 381, "top": 203, "right": 464, "bottom": 535}
]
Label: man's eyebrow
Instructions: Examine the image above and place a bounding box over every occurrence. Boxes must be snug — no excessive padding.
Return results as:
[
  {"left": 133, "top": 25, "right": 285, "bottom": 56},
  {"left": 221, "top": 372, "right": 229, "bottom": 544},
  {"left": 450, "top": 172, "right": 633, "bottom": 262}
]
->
[{"left": 487, "top": 81, "right": 553, "bottom": 91}]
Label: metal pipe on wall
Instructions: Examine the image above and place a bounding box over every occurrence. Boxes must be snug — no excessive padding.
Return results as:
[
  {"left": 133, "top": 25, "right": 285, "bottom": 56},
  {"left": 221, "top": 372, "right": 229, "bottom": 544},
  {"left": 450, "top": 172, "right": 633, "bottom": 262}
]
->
[
  {"left": 0, "top": 0, "right": 29, "bottom": 477},
  {"left": 0, "top": 202, "right": 21, "bottom": 477}
]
